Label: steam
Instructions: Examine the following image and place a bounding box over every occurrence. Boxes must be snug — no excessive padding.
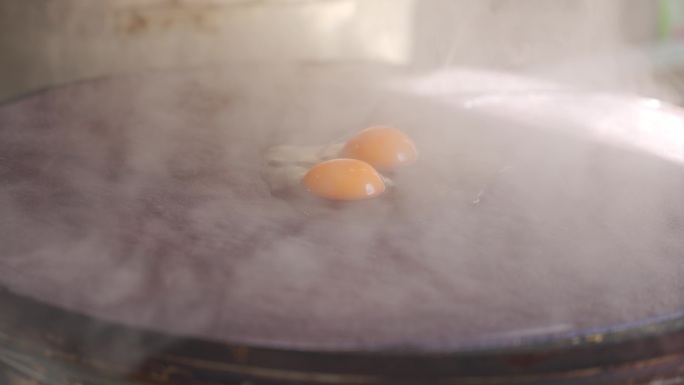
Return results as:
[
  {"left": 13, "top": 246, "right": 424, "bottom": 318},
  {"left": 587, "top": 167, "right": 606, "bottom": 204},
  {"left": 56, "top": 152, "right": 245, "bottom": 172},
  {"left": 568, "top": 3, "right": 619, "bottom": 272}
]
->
[{"left": 2, "top": 40, "right": 684, "bottom": 379}]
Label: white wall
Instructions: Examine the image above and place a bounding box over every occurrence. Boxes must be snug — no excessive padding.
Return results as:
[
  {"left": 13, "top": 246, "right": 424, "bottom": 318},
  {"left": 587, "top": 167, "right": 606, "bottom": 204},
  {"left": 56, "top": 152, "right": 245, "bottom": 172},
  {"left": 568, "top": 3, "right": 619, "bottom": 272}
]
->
[{"left": 0, "top": 0, "right": 659, "bottom": 103}]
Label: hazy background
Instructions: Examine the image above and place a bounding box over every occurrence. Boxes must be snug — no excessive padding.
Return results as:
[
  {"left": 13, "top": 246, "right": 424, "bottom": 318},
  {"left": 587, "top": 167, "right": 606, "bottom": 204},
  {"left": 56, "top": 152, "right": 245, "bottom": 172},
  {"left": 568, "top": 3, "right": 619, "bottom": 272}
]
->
[{"left": 0, "top": 0, "right": 670, "bottom": 103}]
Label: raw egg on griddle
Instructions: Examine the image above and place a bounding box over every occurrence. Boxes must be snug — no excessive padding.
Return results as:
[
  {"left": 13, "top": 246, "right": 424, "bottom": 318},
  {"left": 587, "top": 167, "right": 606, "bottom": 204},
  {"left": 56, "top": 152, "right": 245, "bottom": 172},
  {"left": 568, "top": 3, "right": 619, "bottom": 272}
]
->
[
  {"left": 301, "top": 159, "right": 385, "bottom": 200},
  {"left": 342, "top": 126, "right": 418, "bottom": 170}
]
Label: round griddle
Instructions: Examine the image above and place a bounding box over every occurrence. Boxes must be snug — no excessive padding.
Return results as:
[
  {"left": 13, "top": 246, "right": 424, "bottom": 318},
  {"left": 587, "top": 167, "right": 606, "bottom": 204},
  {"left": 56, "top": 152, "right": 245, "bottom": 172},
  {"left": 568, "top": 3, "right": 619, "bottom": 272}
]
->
[{"left": 1, "top": 66, "right": 684, "bottom": 384}]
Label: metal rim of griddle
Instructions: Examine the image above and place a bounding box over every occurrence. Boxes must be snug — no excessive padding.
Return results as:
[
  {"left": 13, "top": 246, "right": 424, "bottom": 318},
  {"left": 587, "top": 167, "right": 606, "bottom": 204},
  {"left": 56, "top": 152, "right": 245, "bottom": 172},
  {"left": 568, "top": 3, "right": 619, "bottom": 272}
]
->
[{"left": 2, "top": 285, "right": 684, "bottom": 385}]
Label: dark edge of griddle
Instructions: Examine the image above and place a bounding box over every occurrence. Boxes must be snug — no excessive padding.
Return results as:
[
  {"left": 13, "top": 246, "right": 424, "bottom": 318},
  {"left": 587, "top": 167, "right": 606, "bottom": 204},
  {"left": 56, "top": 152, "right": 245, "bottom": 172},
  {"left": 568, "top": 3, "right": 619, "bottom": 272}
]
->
[{"left": 2, "top": 285, "right": 684, "bottom": 385}]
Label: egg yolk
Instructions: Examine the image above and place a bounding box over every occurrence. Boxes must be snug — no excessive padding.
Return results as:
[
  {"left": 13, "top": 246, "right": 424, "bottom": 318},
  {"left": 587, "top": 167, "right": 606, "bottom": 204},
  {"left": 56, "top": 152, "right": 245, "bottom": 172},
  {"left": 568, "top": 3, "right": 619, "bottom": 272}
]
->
[
  {"left": 301, "top": 159, "right": 385, "bottom": 200},
  {"left": 341, "top": 126, "right": 418, "bottom": 170}
]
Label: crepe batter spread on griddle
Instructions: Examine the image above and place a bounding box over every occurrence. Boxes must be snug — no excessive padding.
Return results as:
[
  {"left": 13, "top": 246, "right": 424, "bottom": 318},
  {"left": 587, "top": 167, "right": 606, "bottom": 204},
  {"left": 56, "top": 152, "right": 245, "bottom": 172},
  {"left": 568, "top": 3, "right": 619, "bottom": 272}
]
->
[{"left": 1, "top": 66, "right": 684, "bottom": 351}]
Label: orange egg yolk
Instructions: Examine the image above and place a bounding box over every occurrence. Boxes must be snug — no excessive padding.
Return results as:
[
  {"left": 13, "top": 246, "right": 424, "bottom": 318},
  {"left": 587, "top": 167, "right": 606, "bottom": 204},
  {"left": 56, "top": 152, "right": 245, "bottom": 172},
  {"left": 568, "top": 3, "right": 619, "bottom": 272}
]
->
[
  {"left": 301, "top": 159, "right": 385, "bottom": 200},
  {"left": 341, "top": 126, "right": 418, "bottom": 170}
]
